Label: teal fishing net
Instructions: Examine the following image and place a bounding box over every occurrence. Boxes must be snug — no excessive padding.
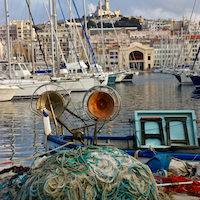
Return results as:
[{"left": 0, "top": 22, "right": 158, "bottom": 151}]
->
[{"left": 2, "top": 146, "right": 159, "bottom": 200}]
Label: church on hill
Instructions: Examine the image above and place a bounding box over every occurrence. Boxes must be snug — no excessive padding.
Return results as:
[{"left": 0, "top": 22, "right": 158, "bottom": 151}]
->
[{"left": 93, "top": 0, "right": 121, "bottom": 17}]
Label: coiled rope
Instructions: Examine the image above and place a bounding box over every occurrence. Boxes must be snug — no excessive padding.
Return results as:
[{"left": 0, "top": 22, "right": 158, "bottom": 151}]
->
[{"left": 17, "top": 146, "right": 159, "bottom": 200}]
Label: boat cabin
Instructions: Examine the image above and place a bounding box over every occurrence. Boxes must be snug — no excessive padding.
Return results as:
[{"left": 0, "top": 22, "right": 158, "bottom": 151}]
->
[
  {"left": 134, "top": 110, "right": 198, "bottom": 148},
  {"left": 60, "top": 61, "right": 88, "bottom": 76},
  {"left": 0, "top": 62, "right": 31, "bottom": 79}
]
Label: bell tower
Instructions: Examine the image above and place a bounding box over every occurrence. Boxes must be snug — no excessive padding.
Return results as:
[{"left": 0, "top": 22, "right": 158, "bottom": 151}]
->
[{"left": 104, "top": 0, "right": 109, "bottom": 11}]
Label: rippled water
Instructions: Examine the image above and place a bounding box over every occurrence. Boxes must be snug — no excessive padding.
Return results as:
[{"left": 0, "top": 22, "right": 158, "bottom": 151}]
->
[{"left": 0, "top": 72, "right": 200, "bottom": 167}]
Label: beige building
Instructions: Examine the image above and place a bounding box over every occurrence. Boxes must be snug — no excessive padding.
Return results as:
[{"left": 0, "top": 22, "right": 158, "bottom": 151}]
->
[
  {"left": 0, "top": 24, "right": 17, "bottom": 41},
  {"left": 10, "top": 20, "right": 35, "bottom": 41},
  {"left": 119, "top": 42, "right": 154, "bottom": 70}
]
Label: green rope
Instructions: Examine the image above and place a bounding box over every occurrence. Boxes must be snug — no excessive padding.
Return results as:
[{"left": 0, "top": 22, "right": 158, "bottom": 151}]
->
[{"left": 0, "top": 146, "right": 159, "bottom": 200}]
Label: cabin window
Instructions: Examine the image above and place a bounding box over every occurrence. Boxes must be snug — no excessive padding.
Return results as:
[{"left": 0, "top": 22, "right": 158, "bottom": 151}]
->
[
  {"left": 20, "top": 64, "right": 27, "bottom": 70},
  {"left": 15, "top": 64, "right": 20, "bottom": 70},
  {"left": 77, "top": 69, "right": 82, "bottom": 73}
]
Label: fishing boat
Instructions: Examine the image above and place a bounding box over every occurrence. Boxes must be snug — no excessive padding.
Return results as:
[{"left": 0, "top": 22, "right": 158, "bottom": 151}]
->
[{"left": 30, "top": 83, "right": 200, "bottom": 161}]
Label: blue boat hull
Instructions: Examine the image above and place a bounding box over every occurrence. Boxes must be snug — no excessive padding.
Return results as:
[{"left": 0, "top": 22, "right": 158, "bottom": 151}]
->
[
  {"left": 191, "top": 75, "right": 200, "bottom": 87},
  {"left": 46, "top": 134, "right": 200, "bottom": 161},
  {"left": 45, "top": 110, "right": 200, "bottom": 161},
  {"left": 108, "top": 76, "right": 116, "bottom": 84}
]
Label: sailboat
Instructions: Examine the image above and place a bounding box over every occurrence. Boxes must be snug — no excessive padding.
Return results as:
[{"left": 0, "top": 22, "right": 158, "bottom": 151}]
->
[
  {"left": 60, "top": 0, "right": 108, "bottom": 87},
  {"left": 1, "top": 1, "right": 94, "bottom": 98},
  {"left": 0, "top": 0, "right": 19, "bottom": 101},
  {"left": 0, "top": 0, "right": 55, "bottom": 99},
  {"left": 0, "top": 85, "right": 18, "bottom": 101},
  {"left": 0, "top": 70, "right": 19, "bottom": 101}
]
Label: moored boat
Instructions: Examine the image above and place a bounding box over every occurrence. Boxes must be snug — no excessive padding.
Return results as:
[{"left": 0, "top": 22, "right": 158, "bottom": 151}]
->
[
  {"left": 0, "top": 84, "right": 19, "bottom": 101},
  {"left": 30, "top": 83, "right": 200, "bottom": 161}
]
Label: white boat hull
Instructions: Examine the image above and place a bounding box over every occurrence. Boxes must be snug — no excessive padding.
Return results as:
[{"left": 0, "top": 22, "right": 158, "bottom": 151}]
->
[
  {"left": 110, "top": 72, "right": 125, "bottom": 83},
  {"left": 0, "top": 77, "right": 95, "bottom": 98},
  {"left": 0, "top": 85, "right": 19, "bottom": 101},
  {"left": 59, "top": 78, "right": 95, "bottom": 92},
  {"left": 0, "top": 80, "right": 50, "bottom": 98},
  {"left": 94, "top": 73, "right": 108, "bottom": 86},
  {"left": 180, "top": 74, "right": 193, "bottom": 84}
]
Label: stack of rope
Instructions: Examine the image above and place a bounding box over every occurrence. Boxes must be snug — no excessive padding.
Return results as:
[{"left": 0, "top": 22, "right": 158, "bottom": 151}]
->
[{"left": 16, "top": 146, "right": 158, "bottom": 200}]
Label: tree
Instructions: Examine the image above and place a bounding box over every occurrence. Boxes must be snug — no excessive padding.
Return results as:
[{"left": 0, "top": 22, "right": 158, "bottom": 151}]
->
[
  {"left": 114, "top": 17, "right": 141, "bottom": 29},
  {"left": 87, "top": 20, "right": 96, "bottom": 28}
]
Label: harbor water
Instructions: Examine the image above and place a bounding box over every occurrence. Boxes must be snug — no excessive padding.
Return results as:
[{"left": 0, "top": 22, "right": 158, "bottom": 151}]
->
[{"left": 0, "top": 72, "right": 200, "bottom": 167}]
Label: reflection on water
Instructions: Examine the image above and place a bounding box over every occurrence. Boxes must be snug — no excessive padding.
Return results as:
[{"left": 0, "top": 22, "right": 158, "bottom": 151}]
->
[
  {"left": 0, "top": 100, "right": 44, "bottom": 168},
  {"left": 0, "top": 72, "right": 200, "bottom": 167}
]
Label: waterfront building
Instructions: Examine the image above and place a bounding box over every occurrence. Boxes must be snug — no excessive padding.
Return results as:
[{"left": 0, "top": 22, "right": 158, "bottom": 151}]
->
[
  {"left": 153, "top": 33, "right": 200, "bottom": 69},
  {"left": 118, "top": 42, "right": 154, "bottom": 70}
]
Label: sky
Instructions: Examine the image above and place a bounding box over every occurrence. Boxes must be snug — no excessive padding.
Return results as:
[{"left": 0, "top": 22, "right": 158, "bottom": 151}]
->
[{"left": 0, "top": 0, "right": 199, "bottom": 25}]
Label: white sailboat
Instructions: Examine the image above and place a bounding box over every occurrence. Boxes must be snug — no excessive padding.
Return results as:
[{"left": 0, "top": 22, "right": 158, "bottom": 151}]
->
[
  {"left": 0, "top": 84, "right": 18, "bottom": 101},
  {"left": 0, "top": 0, "right": 19, "bottom": 101},
  {"left": 59, "top": 0, "right": 108, "bottom": 87},
  {"left": 3, "top": 0, "right": 95, "bottom": 97}
]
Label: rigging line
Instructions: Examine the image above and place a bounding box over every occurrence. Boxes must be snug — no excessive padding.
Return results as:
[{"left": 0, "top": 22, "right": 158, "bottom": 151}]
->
[
  {"left": 25, "top": 0, "right": 49, "bottom": 69},
  {"left": 175, "top": 0, "right": 197, "bottom": 67},
  {"left": 186, "top": 0, "right": 200, "bottom": 69},
  {"left": 33, "top": 0, "right": 39, "bottom": 21},
  {"left": 71, "top": 0, "right": 98, "bottom": 71},
  {"left": 40, "top": 0, "right": 48, "bottom": 24},
  {"left": 57, "top": 0, "right": 81, "bottom": 67},
  {"left": 63, "top": 0, "right": 92, "bottom": 68},
  {"left": 42, "top": 0, "right": 69, "bottom": 72},
  {"left": 12, "top": 0, "right": 20, "bottom": 22},
  {"left": 20, "top": 3, "right": 28, "bottom": 21},
  {"left": 9, "top": 0, "right": 14, "bottom": 15}
]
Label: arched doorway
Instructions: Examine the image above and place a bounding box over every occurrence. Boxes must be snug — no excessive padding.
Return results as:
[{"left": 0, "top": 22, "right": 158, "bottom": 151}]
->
[{"left": 129, "top": 51, "right": 144, "bottom": 70}]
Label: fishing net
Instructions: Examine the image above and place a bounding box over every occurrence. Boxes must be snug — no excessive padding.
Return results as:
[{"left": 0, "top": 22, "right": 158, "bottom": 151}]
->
[
  {"left": 157, "top": 175, "right": 200, "bottom": 197},
  {"left": 16, "top": 146, "right": 159, "bottom": 200},
  {"left": 0, "top": 166, "right": 30, "bottom": 200},
  {"left": 0, "top": 147, "right": 158, "bottom": 199}
]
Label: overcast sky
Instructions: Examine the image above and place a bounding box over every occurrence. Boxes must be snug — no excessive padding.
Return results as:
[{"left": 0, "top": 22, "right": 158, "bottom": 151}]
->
[{"left": 0, "top": 0, "right": 199, "bottom": 25}]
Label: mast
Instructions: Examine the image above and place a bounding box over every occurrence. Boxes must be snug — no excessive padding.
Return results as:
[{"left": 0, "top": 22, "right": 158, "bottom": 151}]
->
[
  {"left": 5, "top": 0, "right": 11, "bottom": 78},
  {"left": 70, "top": 0, "right": 73, "bottom": 62},
  {"left": 50, "top": 0, "right": 55, "bottom": 77},
  {"left": 53, "top": 0, "right": 59, "bottom": 67},
  {"left": 83, "top": 0, "right": 88, "bottom": 37},
  {"left": 29, "top": 0, "right": 35, "bottom": 72},
  {"left": 160, "top": 36, "right": 163, "bottom": 68},
  {"left": 99, "top": 0, "right": 105, "bottom": 68},
  {"left": 83, "top": 0, "right": 88, "bottom": 58}
]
